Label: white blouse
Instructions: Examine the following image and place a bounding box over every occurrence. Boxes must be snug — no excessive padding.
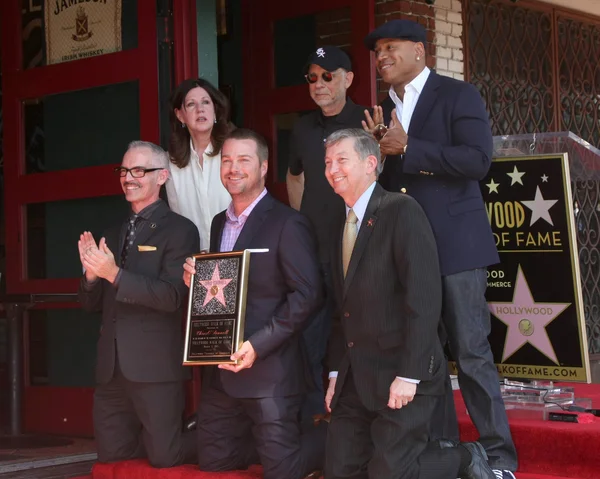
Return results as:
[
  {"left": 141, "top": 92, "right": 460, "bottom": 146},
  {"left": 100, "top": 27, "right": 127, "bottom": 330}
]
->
[{"left": 166, "top": 140, "right": 231, "bottom": 251}]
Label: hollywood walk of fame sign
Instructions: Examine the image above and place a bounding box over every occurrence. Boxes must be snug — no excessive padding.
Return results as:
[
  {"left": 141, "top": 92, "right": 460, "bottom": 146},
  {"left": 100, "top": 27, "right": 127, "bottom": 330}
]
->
[
  {"left": 477, "top": 154, "right": 590, "bottom": 382},
  {"left": 183, "top": 251, "right": 251, "bottom": 365}
]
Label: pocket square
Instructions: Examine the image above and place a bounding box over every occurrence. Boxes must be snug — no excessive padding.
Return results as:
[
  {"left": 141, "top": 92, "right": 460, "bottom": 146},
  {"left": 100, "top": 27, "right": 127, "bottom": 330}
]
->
[{"left": 138, "top": 245, "right": 157, "bottom": 252}]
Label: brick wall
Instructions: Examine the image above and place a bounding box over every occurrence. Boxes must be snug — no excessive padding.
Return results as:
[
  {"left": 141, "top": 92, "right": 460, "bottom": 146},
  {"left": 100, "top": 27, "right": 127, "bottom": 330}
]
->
[
  {"left": 432, "top": 0, "right": 464, "bottom": 80},
  {"left": 315, "top": 7, "right": 352, "bottom": 49}
]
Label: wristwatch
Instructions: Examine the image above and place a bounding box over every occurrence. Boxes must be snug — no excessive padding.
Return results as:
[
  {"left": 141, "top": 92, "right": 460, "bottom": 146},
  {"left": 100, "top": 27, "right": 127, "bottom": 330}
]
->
[{"left": 402, "top": 142, "right": 408, "bottom": 154}]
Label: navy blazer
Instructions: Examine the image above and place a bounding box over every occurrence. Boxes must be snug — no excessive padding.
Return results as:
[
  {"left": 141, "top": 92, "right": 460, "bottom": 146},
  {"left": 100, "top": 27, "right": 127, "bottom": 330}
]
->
[
  {"left": 208, "top": 193, "right": 324, "bottom": 399},
  {"left": 379, "top": 70, "right": 499, "bottom": 276}
]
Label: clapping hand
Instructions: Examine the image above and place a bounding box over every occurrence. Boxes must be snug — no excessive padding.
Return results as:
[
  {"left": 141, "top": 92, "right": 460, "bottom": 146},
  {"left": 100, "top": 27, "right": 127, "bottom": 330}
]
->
[
  {"left": 78, "top": 232, "right": 100, "bottom": 282},
  {"left": 79, "top": 233, "right": 119, "bottom": 283}
]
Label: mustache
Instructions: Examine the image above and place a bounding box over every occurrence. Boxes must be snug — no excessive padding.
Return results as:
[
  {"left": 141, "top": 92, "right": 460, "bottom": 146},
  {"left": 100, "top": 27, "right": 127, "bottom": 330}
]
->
[{"left": 124, "top": 181, "right": 140, "bottom": 188}]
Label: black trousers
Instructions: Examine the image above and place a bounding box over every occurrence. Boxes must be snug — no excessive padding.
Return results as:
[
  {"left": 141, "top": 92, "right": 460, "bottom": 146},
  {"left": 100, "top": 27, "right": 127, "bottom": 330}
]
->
[
  {"left": 432, "top": 268, "right": 518, "bottom": 471},
  {"left": 325, "top": 374, "right": 461, "bottom": 479},
  {"left": 196, "top": 374, "right": 326, "bottom": 479},
  {"left": 93, "top": 354, "right": 188, "bottom": 468}
]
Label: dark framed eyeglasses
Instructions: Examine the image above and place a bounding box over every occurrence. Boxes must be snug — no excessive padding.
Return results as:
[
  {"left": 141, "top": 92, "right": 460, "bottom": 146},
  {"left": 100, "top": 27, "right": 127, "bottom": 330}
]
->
[
  {"left": 114, "top": 166, "right": 164, "bottom": 178},
  {"left": 305, "top": 71, "right": 335, "bottom": 84}
]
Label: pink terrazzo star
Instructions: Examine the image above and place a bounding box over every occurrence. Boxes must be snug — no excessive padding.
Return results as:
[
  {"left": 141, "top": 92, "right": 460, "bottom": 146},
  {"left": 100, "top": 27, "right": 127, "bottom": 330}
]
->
[
  {"left": 488, "top": 265, "right": 570, "bottom": 364},
  {"left": 199, "top": 263, "right": 232, "bottom": 307}
]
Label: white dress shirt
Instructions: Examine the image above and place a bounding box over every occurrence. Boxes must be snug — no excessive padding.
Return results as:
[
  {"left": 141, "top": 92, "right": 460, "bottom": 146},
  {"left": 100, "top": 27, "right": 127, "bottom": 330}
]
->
[
  {"left": 388, "top": 66, "right": 431, "bottom": 132},
  {"left": 166, "top": 140, "right": 231, "bottom": 251},
  {"left": 330, "top": 181, "right": 419, "bottom": 384}
]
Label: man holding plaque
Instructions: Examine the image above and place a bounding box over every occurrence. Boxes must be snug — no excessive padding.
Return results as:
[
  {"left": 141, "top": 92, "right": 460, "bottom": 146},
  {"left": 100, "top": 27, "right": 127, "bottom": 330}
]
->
[
  {"left": 323, "top": 129, "right": 495, "bottom": 479},
  {"left": 183, "top": 128, "right": 325, "bottom": 479},
  {"left": 78, "top": 141, "right": 199, "bottom": 467}
]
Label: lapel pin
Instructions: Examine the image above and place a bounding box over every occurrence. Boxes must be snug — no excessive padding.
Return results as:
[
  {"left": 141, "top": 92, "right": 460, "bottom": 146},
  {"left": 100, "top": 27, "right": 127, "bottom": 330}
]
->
[
  {"left": 367, "top": 218, "right": 375, "bottom": 227},
  {"left": 150, "top": 223, "right": 157, "bottom": 229}
]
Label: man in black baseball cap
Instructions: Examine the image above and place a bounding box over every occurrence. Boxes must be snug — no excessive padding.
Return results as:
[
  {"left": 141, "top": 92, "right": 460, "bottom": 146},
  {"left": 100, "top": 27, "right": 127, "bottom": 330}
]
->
[
  {"left": 303, "top": 45, "right": 353, "bottom": 73},
  {"left": 361, "top": 17, "right": 518, "bottom": 479},
  {"left": 287, "top": 44, "right": 368, "bottom": 427}
]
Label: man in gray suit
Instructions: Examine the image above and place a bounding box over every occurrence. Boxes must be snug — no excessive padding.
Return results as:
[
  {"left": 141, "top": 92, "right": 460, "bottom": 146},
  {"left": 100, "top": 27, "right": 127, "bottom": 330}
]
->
[
  {"left": 78, "top": 141, "right": 199, "bottom": 467},
  {"left": 324, "top": 129, "right": 494, "bottom": 479}
]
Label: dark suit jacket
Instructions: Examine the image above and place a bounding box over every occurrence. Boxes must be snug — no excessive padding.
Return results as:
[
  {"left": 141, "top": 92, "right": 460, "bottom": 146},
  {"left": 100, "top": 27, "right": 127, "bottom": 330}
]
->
[
  {"left": 78, "top": 201, "right": 200, "bottom": 385},
  {"left": 328, "top": 184, "right": 444, "bottom": 412},
  {"left": 379, "top": 70, "right": 499, "bottom": 276},
  {"left": 208, "top": 193, "right": 324, "bottom": 399}
]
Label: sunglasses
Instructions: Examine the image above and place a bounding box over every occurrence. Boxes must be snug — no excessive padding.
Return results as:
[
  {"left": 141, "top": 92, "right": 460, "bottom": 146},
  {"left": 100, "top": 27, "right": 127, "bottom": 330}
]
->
[{"left": 305, "top": 71, "right": 336, "bottom": 84}]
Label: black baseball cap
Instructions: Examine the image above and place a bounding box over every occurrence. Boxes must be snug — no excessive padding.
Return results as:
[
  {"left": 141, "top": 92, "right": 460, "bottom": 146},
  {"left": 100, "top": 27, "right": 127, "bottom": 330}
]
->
[
  {"left": 304, "top": 46, "right": 352, "bottom": 73},
  {"left": 364, "top": 19, "right": 427, "bottom": 50}
]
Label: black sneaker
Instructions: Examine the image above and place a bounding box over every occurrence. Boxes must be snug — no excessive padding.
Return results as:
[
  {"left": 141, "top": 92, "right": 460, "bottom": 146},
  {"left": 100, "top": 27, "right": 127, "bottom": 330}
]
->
[{"left": 460, "top": 442, "right": 495, "bottom": 479}]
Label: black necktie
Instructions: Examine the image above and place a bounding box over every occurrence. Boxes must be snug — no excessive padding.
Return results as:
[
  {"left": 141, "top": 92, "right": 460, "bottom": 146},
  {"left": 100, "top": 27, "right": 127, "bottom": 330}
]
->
[{"left": 120, "top": 215, "right": 140, "bottom": 267}]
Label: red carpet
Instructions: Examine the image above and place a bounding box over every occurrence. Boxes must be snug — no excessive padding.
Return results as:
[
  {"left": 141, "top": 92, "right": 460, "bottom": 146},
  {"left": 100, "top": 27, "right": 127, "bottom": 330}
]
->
[
  {"left": 92, "top": 462, "right": 263, "bottom": 478},
  {"left": 89, "top": 382, "right": 600, "bottom": 479},
  {"left": 90, "top": 462, "right": 587, "bottom": 479},
  {"left": 455, "top": 382, "right": 600, "bottom": 479}
]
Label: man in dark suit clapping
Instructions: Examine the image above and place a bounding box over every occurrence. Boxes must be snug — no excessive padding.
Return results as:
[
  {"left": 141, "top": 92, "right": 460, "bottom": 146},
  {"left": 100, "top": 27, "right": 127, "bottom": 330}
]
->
[
  {"left": 183, "top": 128, "right": 325, "bottom": 479},
  {"left": 323, "top": 129, "right": 494, "bottom": 479},
  {"left": 78, "top": 141, "right": 199, "bottom": 467}
]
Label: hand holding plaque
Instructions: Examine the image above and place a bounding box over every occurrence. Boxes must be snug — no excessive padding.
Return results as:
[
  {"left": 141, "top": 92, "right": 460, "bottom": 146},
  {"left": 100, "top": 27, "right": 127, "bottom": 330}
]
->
[{"left": 218, "top": 340, "right": 257, "bottom": 372}]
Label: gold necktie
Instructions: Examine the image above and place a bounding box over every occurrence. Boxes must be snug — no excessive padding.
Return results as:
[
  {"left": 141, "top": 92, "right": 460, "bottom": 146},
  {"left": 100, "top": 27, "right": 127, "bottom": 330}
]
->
[{"left": 342, "top": 209, "right": 358, "bottom": 278}]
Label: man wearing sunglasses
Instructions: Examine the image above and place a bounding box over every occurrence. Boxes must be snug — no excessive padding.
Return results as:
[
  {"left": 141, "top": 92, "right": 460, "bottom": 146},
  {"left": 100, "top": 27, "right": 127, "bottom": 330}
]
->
[
  {"left": 286, "top": 45, "right": 369, "bottom": 423},
  {"left": 362, "top": 20, "right": 517, "bottom": 479},
  {"left": 78, "top": 141, "right": 199, "bottom": 468}
]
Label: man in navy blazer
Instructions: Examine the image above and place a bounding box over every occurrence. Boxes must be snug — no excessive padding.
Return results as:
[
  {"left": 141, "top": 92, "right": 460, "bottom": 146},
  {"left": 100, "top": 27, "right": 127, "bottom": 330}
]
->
[
  {"left": 362, "top": 20, "right": 517, "bottom": 478},
  {"left": 183, "top": 128, "right": 325, "bottom": 479}
]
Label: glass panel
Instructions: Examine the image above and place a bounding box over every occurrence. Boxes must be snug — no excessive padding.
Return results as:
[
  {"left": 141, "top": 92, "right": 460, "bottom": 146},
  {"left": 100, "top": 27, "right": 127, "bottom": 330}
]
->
[
  {"left": 24, "top": 81, "right": 140, "bottom": 174},
  {"left": 26, "top": 195, "right": 129, "bottom": 279},
  {"left": 273, "top": 7, "right": 351, "bottom": 88},
  {"left": 556, "top": 15, "right": 600, "bottom": 149},
  {"left": 22, "top": 0, "right": 138, "bottom": 69},
  {"left": 274, "top": 111, "right": 311, "bottom": 183},
  {"left": 28, "top": 308, "right": 100, "bottom": 387}
]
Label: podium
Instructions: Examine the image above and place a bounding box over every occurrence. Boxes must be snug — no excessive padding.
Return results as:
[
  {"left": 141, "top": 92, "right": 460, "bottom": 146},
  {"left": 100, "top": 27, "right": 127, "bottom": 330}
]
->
[{"left": 486, "top": 132, "right": 600, "bottom": 418}]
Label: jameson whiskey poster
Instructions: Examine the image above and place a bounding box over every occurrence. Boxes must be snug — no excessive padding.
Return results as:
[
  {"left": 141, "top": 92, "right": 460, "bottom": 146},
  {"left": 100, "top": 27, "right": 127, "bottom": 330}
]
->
[
  {"left": 45, "top": 0, "right": 122, "bottom": 65},
  {"left": 478, "top": 154, "right": 589, "bottom": 382}
]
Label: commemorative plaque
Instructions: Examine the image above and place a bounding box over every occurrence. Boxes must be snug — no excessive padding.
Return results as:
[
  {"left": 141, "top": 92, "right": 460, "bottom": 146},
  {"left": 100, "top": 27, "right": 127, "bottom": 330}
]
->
[
  {"left": 480, "top": 153, "right": 589, "bottom": 382},
  {"left": 183, "top": 250, "right": 251, "bottom": 365},
  {"left": 447, "top": 149, "right": 591, "bottom": 383}
]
